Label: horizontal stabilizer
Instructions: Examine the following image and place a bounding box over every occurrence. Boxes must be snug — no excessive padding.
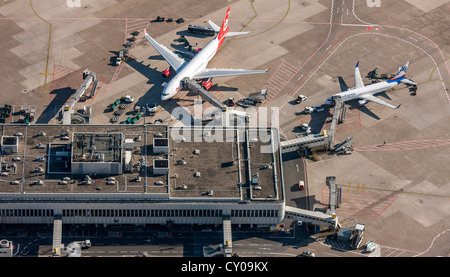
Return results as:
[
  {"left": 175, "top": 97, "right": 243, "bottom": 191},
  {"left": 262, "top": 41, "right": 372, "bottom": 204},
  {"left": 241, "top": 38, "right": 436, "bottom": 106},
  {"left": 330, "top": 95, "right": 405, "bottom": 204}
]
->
[
  {"left": 224, "top": 31, "right": 249, "bottom": 37},
  {"left": 400, "top": 79, "right": 416, "bottom": 86},
  {"left": 208, "top": 20, "right": 220, "bottom": 33}
]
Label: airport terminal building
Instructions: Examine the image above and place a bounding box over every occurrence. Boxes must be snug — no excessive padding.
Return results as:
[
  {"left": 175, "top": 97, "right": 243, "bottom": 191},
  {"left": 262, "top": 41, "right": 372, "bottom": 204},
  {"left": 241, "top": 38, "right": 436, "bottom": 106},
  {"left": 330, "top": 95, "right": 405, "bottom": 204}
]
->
[{"left": 0, "top": 124, "right": 285, "bottom": 227}]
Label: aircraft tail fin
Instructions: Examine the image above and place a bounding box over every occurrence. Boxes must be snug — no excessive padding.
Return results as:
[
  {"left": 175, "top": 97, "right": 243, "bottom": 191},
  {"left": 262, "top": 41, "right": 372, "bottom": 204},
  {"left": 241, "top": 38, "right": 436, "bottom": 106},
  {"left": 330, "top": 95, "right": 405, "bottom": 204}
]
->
[
  {"left": 217, "top": 7, "right": 230, "bottom": 42},
  {"left": 390, "top": 61, "right": 409, "bottom": 80}
]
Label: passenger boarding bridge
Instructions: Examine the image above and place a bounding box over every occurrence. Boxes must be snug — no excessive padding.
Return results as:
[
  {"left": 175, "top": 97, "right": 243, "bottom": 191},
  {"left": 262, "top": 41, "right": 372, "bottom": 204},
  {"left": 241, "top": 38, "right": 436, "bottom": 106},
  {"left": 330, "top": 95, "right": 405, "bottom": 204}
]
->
[
  {"left": 62, "top": 69, "right": 97, "bottom": 125},
  {"left": 280, "top": 98, "right": 347, "bottom": 153}
]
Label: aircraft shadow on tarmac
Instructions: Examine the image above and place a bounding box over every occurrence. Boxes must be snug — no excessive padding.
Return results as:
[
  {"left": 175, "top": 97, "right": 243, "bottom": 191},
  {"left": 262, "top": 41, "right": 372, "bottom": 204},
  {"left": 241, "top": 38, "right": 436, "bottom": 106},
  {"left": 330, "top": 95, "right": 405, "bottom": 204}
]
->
[
  {"left": 35, "top": 87, "right": 75, "bottom": 124},
  {"left": 127, "top": 52, "right": 239, "bottom": 125},
  {"left": 346, "top": 99, "right": 382, "bottom": 121},
  {"left": 125, "top": 56, "right": 199, "bottom": 123}
]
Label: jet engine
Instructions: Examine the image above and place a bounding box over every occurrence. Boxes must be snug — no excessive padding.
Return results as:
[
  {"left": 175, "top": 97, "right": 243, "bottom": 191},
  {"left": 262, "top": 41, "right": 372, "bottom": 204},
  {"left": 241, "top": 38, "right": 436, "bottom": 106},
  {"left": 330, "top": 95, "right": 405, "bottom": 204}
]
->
[
  {"left": 358, "top": 99, "right": 368, "bottom": 106},
  {"left": 162, "top": 67, "right": 172, "bottom": 78},
  {"left": 201, "top": 79, "right": 212, "bottom": 90}
]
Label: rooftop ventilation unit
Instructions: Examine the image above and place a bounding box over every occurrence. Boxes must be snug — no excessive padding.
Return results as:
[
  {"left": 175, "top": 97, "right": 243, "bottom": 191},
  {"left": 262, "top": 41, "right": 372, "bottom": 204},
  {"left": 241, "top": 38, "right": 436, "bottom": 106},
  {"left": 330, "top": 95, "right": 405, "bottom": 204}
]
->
[
  {"left": 252, "top": 173, "right": 259, "bottom": 185},
  {"left": 153, "top": 138, "right": 169, "bottom": 154},
  {"left": 153, "top": 159, "right": 169, "bottom": 175}
]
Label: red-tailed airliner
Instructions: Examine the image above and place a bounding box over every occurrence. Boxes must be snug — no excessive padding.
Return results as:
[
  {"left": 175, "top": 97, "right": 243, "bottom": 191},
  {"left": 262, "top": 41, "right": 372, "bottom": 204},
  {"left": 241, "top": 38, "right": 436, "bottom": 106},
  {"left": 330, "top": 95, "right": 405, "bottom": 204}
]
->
[{"left": 144, "top": 7, "right": 268, "bottom": 100}]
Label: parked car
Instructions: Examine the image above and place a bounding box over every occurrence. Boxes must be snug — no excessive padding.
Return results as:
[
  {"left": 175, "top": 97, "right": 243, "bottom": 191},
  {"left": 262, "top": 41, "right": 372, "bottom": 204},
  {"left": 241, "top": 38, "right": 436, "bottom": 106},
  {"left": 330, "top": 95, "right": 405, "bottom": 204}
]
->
[
  {"left": 122, "top": 95, "right": 134, "bottom": 103},
  {"left": 300, "top": 251, "right": 315, "bottom": 257}
]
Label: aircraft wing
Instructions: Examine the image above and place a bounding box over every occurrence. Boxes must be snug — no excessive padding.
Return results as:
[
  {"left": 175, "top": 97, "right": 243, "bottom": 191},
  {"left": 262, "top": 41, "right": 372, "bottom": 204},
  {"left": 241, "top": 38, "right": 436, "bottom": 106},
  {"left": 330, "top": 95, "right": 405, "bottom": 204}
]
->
[
  {"left": 144, "top": 30, "right": 186, "bottom": 72},
  {"left": 359, "top": 94, "right": 401, "bottom": 109},
  {"left": 208, "top": 20, "right": 220, "bottom": 33},
  {"left": 192, "top": 68, "right": 268, "bottom": 79},
  {"left": 354, "top": 61, "right": 365, "bottom": 88}
]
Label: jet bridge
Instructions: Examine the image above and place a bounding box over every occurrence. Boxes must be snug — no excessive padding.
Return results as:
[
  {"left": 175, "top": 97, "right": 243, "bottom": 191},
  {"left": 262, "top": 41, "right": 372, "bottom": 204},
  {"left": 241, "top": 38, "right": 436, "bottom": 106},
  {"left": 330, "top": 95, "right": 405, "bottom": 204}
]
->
[
  {"left": 285, "top": 206, "right": 338, "bottom": 230},
  {"left": 280, "top": 134, "right": 333, "bottom": 153},
  {"left": 222, "top": 215, "right": 233, "bottom": 257},
  {"left": 183, "top": 79, "right": 225, "bottom": 110},
  {"left": 62, "top": 69, "right": 96, "bottom": 125},
  {"left": 52, "top": 215, "right": 63, "bottom": 257},
  {"left": 327, "top": 97, "right": 346, "bottom": 148},
  {"left": 326, "top": 176, "right": 341, "bottom": 215},
  {"left": 281, "top": 98, "right": 347, "bottom": 153}
]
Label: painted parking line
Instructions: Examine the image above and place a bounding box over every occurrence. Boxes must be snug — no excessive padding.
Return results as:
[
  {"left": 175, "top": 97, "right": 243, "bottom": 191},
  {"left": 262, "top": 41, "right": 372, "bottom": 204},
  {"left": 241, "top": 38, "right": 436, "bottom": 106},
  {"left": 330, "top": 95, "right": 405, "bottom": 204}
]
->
[
  {"left": 321, "top": 187, "right": 398, "bottom": 217},
  {"left": 262, "top": 61, "right": 300, "bottom": 102},
  {"left": 354, "top": 139, "right": 450, "bottom": 152}
]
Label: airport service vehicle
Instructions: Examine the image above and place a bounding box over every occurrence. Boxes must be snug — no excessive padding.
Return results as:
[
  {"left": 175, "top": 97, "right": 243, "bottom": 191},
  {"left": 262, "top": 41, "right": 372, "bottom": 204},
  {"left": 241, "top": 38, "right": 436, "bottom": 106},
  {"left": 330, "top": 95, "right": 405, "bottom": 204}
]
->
[
  {"left": 146, "top": 103, "right": 157, "bottom": 115},
  {"left": 122, "top": 95, "right": 134, "bottom": 103},
  {"left": 298, "top": 181, "right": 305, "bottom": 190},
  {"left": 300, "top": 251, "right": 315, "bottom": 257},
  {"left": 144, "top": 7, "right": 268, "bottom": 101},
  {"left": 304, "top": 106, "right": 324, "bottom": 114},
  {"left": 299, "top": 123, "right": 311, "bottom": 134},
  {"left": 295, "top": 94, "right": 307, "bottom": 104},
  {"left": 73, "top": 240, "right": 91, "bottom": 249},
  {"left": 324, "top": 61, "right": 416, "bottom": 109},
  {"left": 188, "top": 24, "right": 216, "bottom": 36},
  {"left": 116, "top": 50, "right": 125, "bottom": 66},
  {"left": 365, "top": 241, "right": 377, "bottom": 253}
]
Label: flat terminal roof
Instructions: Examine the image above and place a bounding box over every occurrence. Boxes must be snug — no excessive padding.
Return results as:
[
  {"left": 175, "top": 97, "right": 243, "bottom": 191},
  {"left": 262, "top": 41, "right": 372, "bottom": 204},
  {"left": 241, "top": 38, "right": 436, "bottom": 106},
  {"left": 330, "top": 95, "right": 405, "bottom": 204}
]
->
[
  {"left": 0, "top": 124, "right": 281, "bottom": 200},
  {"left": 168, "top": 127, "right": 281, "bottom": 200},
  {"left": 0, "top": 124, "right": 167, "bottom": 194}
]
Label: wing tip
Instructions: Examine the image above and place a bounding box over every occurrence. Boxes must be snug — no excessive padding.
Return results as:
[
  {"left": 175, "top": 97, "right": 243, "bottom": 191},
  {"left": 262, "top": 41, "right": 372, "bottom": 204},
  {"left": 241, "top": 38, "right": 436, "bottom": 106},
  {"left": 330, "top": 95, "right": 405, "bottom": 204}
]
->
[{"left": 395, "top": 104, "right": 401, "bottom": 109}]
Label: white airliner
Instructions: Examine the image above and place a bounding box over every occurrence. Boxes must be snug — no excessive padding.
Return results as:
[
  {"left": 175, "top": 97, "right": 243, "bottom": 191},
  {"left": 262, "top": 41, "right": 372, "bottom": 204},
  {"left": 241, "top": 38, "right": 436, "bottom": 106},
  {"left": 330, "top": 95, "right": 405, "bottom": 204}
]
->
[
  {"left": 324, "top": 61, "right": 416, "bottom": 109},
  {"left": 144, "top": 7, "right": 268, "bottom": 101}
]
